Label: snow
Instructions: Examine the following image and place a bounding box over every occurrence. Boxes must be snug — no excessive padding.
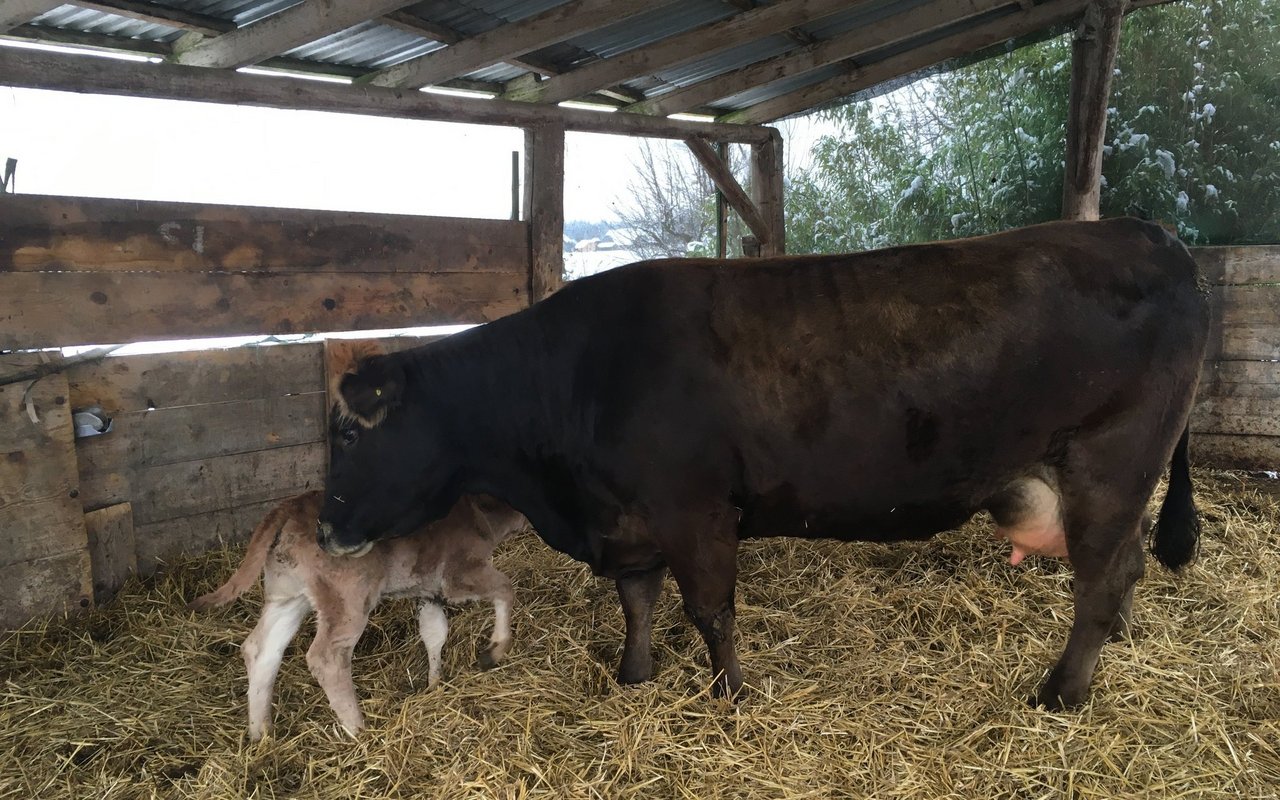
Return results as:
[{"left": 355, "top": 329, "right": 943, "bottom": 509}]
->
[
  {"left": 1154, "top": 149, "right": 1176, "bottom": 178},
  {"left": 1176, "top": 191, "right": 1191, "bottom": 213}
]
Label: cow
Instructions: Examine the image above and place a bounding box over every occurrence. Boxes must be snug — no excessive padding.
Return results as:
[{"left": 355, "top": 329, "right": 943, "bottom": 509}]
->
[
  {"left": 316, "top": 218, "right": 1209, "bottom": 710},
  {"left": 189, "top": 490, "right": 524, "bottom": 739}
]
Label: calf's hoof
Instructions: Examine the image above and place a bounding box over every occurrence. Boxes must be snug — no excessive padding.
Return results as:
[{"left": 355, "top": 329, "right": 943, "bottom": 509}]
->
[
  {"left": 710, "top": 670, "right": 745, "bottom": 702},
  {"left": 617, "top": 659, "right": 654, "bottom": 685},
  {"left": 477, "top": 644, "right": 500, "bottom": 670},
  {"left": 1030, "top": 681, "right": 1088, "bottom": 711}
]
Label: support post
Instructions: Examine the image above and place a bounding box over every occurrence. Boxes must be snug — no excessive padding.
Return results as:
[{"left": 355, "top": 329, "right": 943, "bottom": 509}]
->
[
  {"left": 751, "top": 130, "right": 785, "bottom": 255},
  {"left": 715, "top": 141, "right": 729, "bottom": 259},
  {"left": 1061, "top": 0, "right": 1127, "bottom": 221},
  {"left": 523, "top": 123, "right": 565, "bottom": 302}
]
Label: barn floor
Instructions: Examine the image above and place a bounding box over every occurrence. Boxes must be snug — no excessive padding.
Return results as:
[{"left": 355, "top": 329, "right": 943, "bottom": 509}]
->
[{"left": 2, "top": 470, "right": 1278, "bottom": 799}]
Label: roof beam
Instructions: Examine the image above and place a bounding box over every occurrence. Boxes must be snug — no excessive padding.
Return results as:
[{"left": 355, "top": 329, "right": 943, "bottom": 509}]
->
[
  {"left": 378, "top": 10, "right": 562, "bottom": 78},
  {"left": 0, "top": 0, "right": 61, "bottom": 33},
  {"left": 721, "top": 0, "right": 1093, "bottom": 123},
  {"left": 66, "top": 0, "right": 233, "bottom": 36},
  {"left": 627, "top": 0, "right": 1009, "bottom": 117},
  {"left": 0, "top": 46, "right": 774, "bottom": 143},
  {"left": 507, "top": 0, "right": 856, "bottom": 105},
  {"left": 365, "top": 0, "right": 653, "bottom": 89},
  {"left": 175, "top": 0, "right": 412, "bottom": 70}
]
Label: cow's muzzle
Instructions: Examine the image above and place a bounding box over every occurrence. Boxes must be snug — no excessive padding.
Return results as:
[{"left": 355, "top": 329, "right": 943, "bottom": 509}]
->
[{"left": 316, "top": 521, "right": 374, "bottom": 558}]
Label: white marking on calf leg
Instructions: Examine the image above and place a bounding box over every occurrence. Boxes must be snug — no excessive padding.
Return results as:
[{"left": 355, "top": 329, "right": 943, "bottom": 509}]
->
[
  {"left": 418, "top": 601, "right": 449, "bottom": 688},
  {"left": 243, "top": 595, "right": 310, "bottom": 741}
]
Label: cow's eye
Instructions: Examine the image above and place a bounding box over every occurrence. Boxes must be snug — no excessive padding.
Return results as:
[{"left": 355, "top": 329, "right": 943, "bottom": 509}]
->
[{"left": 340, "top": 427, "right": 359, "bottom": 446}]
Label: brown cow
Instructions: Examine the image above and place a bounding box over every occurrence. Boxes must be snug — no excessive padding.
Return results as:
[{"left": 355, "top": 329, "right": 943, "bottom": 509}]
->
[{"left": 190, "top": 490, "right": 524, "bottom": 740}]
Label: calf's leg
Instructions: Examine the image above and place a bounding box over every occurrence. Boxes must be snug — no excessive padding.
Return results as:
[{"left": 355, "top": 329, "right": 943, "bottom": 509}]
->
[
  {"left": 615, "top": 566, "right": 666, "bottom": 684},
  {"left": 418, "top": 601, "right": 449, "bottom": 688},
  {"left": 445, "top": 561, "right": 515, "bottom": 670},
  {"left": 242, "top": 595, "right": 310, "bottom": 741},
  {"left": 306, "top": 587, "right": 373, "bottom": 736}
]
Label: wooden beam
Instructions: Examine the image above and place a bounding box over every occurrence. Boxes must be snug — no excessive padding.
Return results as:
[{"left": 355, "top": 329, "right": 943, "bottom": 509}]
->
[
  {"left": 626, "top": 0, "right": 1009, "bottom": 117},
  {"left": 366, "top": 0, "right": 652, "bottom": 89},
  {"left": 378, "top": 10, "right": 561, "bottom": 78},
  {"left": 67, "top": 0, "right": 233, "bottom": 36},
  {"left": 0, "top": 0, "right": 59, "bottom": 32},
  {"left": 0, "top": 47, "right": 775, "bottom": 142},
  {"left": 175, "top": 0, "right": 412, "bottom": 69},
  {"left": 523, "top": 123, "right": 565, "bottom": 301},
  {"left": 84, "top": 503, "right": 136, "bottom": 604},
  {"left": 1061, "top": 0, "right": 1127, "bottom": 220},
  {"left": 721, "top": 0, "right": 1092, "bottom": 123},
  {"left": 685, "top": 136, "right": 770, "bottom": 246},
  {"left": 751, "top": 131, "right": 785, "bottom": 255},
  {"left": 508, "top": 0, "right": 855, "bottom": 105}
]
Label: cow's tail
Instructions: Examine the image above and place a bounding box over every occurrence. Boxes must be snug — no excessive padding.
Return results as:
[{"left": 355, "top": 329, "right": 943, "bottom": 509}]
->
[
  {"left": 1150, "top": 423, "right": 1201, "bottom": 570},
  {"left": 188, "top": 503, "right": 286, "bottom": 611}
]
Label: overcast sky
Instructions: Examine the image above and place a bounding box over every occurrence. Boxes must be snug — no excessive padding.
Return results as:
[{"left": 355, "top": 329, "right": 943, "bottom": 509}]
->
[{"left": 1, "top": 40, "right": 834, "bottom": 224}]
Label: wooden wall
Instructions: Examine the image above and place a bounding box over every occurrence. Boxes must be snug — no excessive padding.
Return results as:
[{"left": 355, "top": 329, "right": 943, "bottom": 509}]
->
[
  {"left": 0, "top": 195, "right": 529, "bottom": 349},
  {"left": 1191, "top": 245, "right": 1280, "bottom": 470}
]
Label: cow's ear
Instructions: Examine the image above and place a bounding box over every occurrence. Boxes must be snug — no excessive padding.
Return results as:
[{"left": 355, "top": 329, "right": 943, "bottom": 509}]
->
[{"left": 338, "top": 356, "right": 405, "bottom": 427}]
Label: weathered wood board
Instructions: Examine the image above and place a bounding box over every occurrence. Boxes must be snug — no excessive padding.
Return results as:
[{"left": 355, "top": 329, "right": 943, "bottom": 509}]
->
[{"left": 0, "top": 358, "right": 93, "bottom": 628}]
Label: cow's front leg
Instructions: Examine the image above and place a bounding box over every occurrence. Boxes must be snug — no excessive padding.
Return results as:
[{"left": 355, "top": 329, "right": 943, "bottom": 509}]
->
[
  {"left": 615, "top": 566, "right": 666, "bottom": 684},
  {"left": 659, "top": 507, "right": 742, "bottom": 699}
]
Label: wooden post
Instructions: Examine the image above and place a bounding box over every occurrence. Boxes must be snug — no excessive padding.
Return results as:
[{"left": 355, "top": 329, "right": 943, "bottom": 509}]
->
[
  {"left": 751, "top": 130, "right": 786, "bottom": 255},
  {"left": 1061, "top": 0, "right": 1127, "bottom": 221},
  {"left": 523, "top": 123, "right": 565, "bottom": 302},
  {"left": 715, "top": 142, "right": 729, "bottom": 259}
]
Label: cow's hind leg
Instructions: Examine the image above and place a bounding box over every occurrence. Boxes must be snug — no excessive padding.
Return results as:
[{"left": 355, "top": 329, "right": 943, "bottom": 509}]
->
[
  {"left": 242, "top": 595, "right": 310, "bottom": 741},
  {"left": 1035, "top": 489, "right": 1147, "bottom": 710},
  {"left": 616, "top": 566, "right": 666, "bottom": 684},
  {"left": 658, "top": 507, "right": 742, "bottom": 699}
]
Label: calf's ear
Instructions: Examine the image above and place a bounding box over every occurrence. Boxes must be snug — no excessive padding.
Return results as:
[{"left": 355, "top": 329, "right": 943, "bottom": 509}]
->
[{"left": 338, "top": 356, "right": 405, "bottom": 427}]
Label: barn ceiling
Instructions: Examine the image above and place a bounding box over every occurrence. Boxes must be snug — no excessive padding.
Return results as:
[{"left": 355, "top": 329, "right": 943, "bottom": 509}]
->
[{"left": 0, "top": 0, "right": 1169, "bottom": 125}]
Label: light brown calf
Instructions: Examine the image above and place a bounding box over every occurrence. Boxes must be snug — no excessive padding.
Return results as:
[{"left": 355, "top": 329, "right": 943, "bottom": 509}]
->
[{"left": 190, "top": 490, "right": 523, "bottom": 740}]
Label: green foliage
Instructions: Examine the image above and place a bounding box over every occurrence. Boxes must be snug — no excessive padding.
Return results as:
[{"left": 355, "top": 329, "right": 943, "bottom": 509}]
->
[{"left": 788, "top": 0, "right": 1280, "bottom": 251}]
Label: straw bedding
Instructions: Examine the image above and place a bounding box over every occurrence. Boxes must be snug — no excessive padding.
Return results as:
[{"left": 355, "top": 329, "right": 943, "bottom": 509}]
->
[{"left": 2, "top": 470, "right": 1277, "bottom": 799}]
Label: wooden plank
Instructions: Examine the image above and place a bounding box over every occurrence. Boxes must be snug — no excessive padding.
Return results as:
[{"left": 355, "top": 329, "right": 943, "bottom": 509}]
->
[
  {"left": 0, "top": 0, "right": 60, "bottom": 33},
  {"left": 84, "top": 503, "right": 136, "bottom": 603},
  {"left": 67, "top": 0, "right": 233, "bottom": 36},
  {"left": 0, "top": 270, "right": 525, "bottom": 349},
  {"left": 1205, "top": 285, "right": 1280, "bottom": 361},
  {"left": 1, "top": 195, "right": 529, "bottom": 274},
  {"left": 1193, "top": 433, "right": 1280, "bottom": 471},
  {"left": 1192, "top": 397, "right": 1280, "bottom": 437},
  {"left": 0, "top": 551, "right": 93, "bottom": 629},
  {"left": 1194, "top": 246, "right": 1280, "bottom": 286},
  {"left": 1197, "top": 360, "right": 1280, "bottom": 399},
  {"left": 1061, "top": 0, "right": 1127, "bottom": 221},
  {"left": 366, "top": 0, "right": 652, "bottom": 89},
  {"left": 75, "top": 431, "right": 132, "bottom": 512},
  {"left": 523, "top": 123, "right": 565, "bottom": 302},
  {"left": 751, "top": 133, "right": 786, "bottom": 256},
  {"left": 133, "top": 497, "right": 286, "bottom": 571},
  {"left": 686, "top": 137, "right": 770, "bottom": 246},
  {"left": 111, "top": 393, "right": 326, "bottom": 470},
  {"left": 0, "top": 47, "right": 775, "bottom": 144},
  {"left": 175, "top": 0, "right": 412, "bottom": 69},
  {"left": 0, "top": 365, "right": 89, "bottom": 568},
  {"left": 68, "top": 343, "right": 324, "bottom": 414},
  {"left": 720, "top": 0, "right": 1092, "bottom": 124},
  {"left": 0, "top": 358, "right": 93, "bottom": 627},
  {"left": 626, "top": 0, "right": 1009, "bottom": 116},
  {"left": 131, "top": 441, "right": 323, "bottom": 526},
  {"left": 510, "top": 0, "right": 855, "bottom": 106}
]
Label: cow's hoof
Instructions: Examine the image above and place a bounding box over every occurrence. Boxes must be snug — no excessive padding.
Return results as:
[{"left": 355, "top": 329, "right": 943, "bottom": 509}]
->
[
  {"left": 477, "top": 646, "right": 499, "bottom": 670},
  {"left": 1030, "top": 684, "right": 1087, "bottom": 711},
  {"left": 617, "top": 661, "right": 654, "bottom": 685}
]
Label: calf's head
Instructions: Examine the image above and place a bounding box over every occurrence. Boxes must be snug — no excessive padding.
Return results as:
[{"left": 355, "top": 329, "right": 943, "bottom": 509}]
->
[{"left": 318, "top": 349, "right": 461, "bottom": 556}]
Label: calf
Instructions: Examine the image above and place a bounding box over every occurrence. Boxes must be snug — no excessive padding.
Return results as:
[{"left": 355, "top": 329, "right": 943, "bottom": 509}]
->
[{"left": 190, "top": 490, "right": 523, "bottom": 739}]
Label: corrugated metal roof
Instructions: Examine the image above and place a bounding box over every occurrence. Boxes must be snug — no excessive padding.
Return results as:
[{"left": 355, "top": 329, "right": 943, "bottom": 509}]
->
[
  {"left": 31, "top": 5, "right": 184, "bottom": 43},
  {"left": 6, "top": 0, "right": 1065, "bottom": 120}
]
